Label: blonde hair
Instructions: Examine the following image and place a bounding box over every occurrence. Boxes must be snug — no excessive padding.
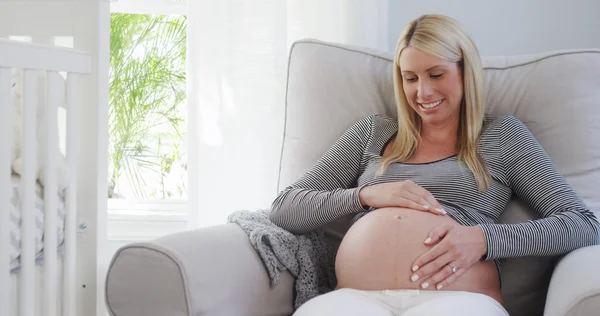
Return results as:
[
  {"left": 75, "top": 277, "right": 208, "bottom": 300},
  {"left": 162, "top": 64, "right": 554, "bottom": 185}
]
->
[{"left": 380, "top": 14, "right": 492, "bottom": 191}]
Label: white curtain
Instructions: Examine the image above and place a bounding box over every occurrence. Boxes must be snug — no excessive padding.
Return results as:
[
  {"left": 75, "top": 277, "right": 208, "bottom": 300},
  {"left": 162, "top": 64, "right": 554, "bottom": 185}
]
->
[{"left": 187, "top": 0, "right": 389, "bottom": 228}]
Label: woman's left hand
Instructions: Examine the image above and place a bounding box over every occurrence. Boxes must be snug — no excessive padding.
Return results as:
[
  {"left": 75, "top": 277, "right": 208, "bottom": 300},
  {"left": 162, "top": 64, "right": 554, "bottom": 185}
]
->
[{"left": 409, "top": 224, "right": 488, "bottom": 290}]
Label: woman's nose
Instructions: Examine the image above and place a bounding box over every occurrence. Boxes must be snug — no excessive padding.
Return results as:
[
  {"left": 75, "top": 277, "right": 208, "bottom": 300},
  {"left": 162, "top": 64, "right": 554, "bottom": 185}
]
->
[{"left": 417, "top": 81, "right": 433, "bottom": 99}]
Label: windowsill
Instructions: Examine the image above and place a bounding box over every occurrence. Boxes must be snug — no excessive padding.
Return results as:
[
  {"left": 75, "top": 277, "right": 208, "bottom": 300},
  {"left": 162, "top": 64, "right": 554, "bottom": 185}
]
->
[{"left": 107, "top": 198, "right": 188, "bottom": 241}]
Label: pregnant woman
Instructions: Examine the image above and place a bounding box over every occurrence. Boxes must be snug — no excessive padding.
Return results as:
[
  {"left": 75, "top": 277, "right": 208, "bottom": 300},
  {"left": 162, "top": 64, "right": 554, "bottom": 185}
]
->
[{"left": 269, "top": 14, "right": 600, "bottom": 316}]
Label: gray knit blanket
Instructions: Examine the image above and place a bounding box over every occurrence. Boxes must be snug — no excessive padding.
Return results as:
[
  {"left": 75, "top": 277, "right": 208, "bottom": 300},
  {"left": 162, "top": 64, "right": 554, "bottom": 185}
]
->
[{"left": 227, "top": 209, "right": 337, "bottom": 310}]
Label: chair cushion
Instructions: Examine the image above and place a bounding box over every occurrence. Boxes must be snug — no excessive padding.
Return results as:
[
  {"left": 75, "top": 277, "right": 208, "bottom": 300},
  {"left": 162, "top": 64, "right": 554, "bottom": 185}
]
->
[{"left": 280, "top": 39, "right": 600, "bottom": 316}]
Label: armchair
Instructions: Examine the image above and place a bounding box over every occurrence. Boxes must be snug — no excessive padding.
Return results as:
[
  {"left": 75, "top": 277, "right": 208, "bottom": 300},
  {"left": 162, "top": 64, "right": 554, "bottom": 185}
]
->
[{"left": 105, "top": 39, "right": 600, "bottom": 316}]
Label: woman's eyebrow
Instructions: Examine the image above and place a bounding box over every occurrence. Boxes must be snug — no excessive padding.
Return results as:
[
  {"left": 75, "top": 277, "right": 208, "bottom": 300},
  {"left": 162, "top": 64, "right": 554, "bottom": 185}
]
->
[{"left": 401, "top": 65, "right": 445, "bottom": 74}]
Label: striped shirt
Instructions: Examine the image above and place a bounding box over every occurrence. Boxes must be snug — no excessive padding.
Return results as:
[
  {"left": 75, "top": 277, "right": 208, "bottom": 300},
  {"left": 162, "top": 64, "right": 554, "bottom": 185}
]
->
[{"left": 269, "top": 114, "right": 600, "bottom": 265}]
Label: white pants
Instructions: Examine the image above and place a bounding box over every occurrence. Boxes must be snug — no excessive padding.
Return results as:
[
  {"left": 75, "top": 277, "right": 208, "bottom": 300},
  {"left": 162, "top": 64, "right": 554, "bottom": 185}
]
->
[{"left": 293, "top": 288, "right": 509, "bottom": 316}]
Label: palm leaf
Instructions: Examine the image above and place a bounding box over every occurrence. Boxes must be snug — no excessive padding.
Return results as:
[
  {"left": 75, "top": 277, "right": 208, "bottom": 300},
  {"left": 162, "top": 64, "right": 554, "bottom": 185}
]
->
[{"left": 109, "top": 13, "right": 187, "bottom": 199}]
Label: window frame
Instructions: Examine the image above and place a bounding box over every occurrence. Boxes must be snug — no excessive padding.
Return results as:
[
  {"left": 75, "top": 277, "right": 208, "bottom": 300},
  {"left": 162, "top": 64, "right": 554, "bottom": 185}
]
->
[{"left": 110, "top": 0, "right": 186, "bottom": 15}]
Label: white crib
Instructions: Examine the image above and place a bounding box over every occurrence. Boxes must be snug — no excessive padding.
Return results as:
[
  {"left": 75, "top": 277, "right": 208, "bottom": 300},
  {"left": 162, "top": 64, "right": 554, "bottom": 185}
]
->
[{"left": 0, "top": 1, "right": 109, "bottom": 316}]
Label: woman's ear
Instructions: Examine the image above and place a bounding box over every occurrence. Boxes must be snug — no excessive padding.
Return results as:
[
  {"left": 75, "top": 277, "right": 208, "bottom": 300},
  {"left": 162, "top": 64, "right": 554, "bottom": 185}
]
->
[{"left": 457, "top": 60, "right": 464, "bottom": 76}]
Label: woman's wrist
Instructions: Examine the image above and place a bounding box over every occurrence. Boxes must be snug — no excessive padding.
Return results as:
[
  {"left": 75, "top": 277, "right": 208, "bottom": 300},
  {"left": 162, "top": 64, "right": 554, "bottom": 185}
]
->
[
  {"left": 358, "top": 186, "right": 369, "bottom": 208},
  {"left": 475, "top": 225, "right": 488, "bottom": 259}
]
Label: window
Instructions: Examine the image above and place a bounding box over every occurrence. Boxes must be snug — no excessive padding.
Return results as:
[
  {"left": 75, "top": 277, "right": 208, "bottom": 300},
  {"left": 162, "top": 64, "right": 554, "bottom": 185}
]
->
[{"left": 106, "top": 0, "right": 187, "bottom": 263}]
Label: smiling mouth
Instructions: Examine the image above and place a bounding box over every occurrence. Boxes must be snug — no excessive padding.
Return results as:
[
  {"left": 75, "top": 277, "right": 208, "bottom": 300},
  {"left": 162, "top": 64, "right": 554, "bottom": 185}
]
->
[{"left": 418, "top": 99, "right": 444, "bottom": 110}]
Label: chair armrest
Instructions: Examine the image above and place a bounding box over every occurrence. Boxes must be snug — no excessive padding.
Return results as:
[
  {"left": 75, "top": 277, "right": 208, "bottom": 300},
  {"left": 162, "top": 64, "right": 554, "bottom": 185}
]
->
[
  {"left": 544, "top": 245, "right": 600, "bottom": 316},
  {"left": 105, "top": 224, "right": 294, "bottom": 316}
]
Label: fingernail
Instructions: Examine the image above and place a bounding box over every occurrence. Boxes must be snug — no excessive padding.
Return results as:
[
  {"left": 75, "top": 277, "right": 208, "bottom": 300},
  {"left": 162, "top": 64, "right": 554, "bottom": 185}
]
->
[
  {"left": 424, "top": 238, "right": 431, "bottom": 244},
  {"left": 437, "top": 208, "right": 446, "bottom": 214},
  {"left": 437, "top": 284, "right": 443, "bottom": 290},
  {"left": 412, "top": 265, "right": 419, "bottom": 272},
  {"left": 423, "top": 205, "right": 429, "bottom": 209},
  {"left": 411, "top": 274, "right": 419, "bottom": 282},
  {"left": 421, "top": 282, "right": 429, "bottom": 289}
]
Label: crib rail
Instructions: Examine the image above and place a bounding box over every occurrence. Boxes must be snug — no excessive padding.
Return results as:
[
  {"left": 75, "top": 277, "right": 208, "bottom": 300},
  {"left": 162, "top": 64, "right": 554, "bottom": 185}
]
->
[
  {"left": 0, "top": 64, "right": 13, "bottom": 316},
  {"left": 0, "top": 39, "right": 90, "bottom": 316},
  {"left": 0, "top": 39, "right": 91, "bottom": 73}
]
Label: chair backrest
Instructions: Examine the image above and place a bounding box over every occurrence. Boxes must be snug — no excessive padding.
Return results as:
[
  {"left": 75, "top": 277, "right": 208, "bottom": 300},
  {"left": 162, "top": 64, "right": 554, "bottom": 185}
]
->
[{"left": 279, "top": 39, "right": 600, "bottom": 316}]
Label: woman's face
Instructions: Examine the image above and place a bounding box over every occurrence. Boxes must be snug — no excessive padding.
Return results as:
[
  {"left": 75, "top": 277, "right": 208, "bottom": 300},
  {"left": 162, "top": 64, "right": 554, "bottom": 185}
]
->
[{"left": 399, "top": 46, "right": 463, "bottom": 127}]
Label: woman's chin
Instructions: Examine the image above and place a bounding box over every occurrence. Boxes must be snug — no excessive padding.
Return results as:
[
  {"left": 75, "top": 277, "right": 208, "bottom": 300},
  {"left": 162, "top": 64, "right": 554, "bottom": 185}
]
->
[
  {"left": 418, "top": 110, "right": 458, "bottom": 126},
  {"left": 419, "top": 113, "right": 445, "bottom": 125}
]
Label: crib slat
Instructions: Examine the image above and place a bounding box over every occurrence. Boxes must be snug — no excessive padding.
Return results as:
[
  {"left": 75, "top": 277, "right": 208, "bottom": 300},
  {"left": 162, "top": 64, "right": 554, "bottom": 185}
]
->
[
  {"left": 64, "top": 73, "right": 77, "bottom": 316},
  {"left": 0, "top": 67, "right": 12, "bottom": 316},
  {"left": 43, "top": 71, "right": 59, "bottom": 316},
  {"left": 20, "top": 69, "right": 37, "bottom": 316}
]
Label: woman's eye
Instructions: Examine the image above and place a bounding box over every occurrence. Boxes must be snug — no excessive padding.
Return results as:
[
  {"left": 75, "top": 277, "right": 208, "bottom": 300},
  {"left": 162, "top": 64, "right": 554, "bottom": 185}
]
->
[
  {"left": 405, "top": 77, "right": 417, "bottom": 82},
  {"left": 431, "top": 73, "right": 443, "bottom": 79}
]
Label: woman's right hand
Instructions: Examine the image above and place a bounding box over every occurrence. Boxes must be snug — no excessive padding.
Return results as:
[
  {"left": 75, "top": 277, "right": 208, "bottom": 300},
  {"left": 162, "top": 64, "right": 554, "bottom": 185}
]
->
[{"left": 358, "top": 181, "right": 446, "bottom": 215}]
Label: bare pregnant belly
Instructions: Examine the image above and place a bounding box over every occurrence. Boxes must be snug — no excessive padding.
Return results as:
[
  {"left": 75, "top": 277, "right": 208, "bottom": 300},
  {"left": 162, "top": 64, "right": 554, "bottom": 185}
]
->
[{"left": 335, "top": 207, "right": 503, "bottom": 305}]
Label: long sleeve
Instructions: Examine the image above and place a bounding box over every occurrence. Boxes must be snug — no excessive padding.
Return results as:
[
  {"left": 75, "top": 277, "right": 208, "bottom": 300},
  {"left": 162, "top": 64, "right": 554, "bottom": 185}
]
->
[
  {"left": 268, "top": 115, "right": 374, "bottom": 234},
  {"left": 479, "top": 116, "right": 600, "bottom": 260}
]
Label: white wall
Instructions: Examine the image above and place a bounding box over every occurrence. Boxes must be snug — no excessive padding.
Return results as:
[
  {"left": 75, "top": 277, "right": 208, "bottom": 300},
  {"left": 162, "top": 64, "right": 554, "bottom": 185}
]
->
[{"left": 388, "top": 0, "right": 600, "bottom": 56}]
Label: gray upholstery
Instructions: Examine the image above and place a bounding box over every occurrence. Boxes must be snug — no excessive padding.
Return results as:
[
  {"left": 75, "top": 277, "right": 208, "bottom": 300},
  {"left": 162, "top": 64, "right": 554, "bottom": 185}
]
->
[
  {"left": 105, "top": 224, "right": 295, "bottom": 316},
  {"left": 105, "top": 39, "right": 600, "bottom": 316}
]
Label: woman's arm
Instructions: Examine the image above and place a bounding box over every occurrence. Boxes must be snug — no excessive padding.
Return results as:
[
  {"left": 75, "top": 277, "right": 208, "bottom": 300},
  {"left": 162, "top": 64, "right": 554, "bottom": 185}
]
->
[
  {"left": 479, "top": 116, "right": 600, "bottom": 260},
  {"left": 268, "top": 115, "right": 374, "bottom": 234}
]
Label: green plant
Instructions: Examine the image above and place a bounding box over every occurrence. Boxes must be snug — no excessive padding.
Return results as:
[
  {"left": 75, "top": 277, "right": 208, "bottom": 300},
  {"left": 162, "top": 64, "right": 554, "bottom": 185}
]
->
[{"left": 109, "top": 13, "right": 187, "bottom": 199}]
